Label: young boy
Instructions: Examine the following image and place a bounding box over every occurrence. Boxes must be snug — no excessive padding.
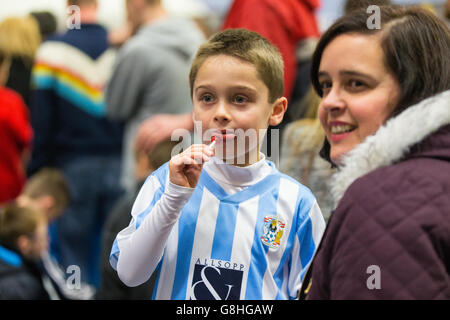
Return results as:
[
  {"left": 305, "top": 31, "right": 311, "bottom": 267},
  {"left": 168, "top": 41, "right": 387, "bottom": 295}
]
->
[
  {"left": 110, "top": 29, "right": 325, "bottom": 300},
  {"left": 0, "top": 204, "right": 51, "bottom": 299},
  {"left": 16, "top": 168, "right": 70, "bottom": 223},
  {"left": 15, "top": 168, "right": 95, "bottom": 299}
]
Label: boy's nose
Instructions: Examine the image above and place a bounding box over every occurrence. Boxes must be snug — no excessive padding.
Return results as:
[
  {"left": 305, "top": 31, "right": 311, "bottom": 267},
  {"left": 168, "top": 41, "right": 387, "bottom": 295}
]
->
[{"left": 213, "top": 101, "right": 231, "bottom": 125}]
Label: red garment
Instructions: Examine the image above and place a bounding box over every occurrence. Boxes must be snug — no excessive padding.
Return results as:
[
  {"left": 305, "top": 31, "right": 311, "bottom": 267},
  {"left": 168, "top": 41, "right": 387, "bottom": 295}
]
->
[
  {"left": 0, "top": 87, "right": 33, "bottom": 204},
  {"left": 222, "top": 0, "right": 320, "bottom": 100}
]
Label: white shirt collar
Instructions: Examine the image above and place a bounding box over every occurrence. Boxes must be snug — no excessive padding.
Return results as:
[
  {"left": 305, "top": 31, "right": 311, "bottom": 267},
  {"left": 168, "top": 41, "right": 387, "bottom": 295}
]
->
[{"left": 204, "top": 153, "right": 272, "bottom": 189}]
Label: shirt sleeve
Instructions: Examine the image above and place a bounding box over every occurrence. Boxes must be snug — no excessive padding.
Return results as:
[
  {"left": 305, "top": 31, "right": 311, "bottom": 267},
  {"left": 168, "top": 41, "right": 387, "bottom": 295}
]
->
[
  {"left": 110, "top": 167, "right": 194, "bottom": 287},
  {"left": 28, "top": 59, "right": 57, "bottom": 175},
  {"left": 105, "top": 47, "right": 149, "bottom": 121}
]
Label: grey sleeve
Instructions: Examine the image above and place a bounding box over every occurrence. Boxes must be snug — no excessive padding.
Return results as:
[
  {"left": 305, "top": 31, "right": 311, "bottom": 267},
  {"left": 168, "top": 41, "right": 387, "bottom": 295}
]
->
[{"left": 105, "top": 47, "right": 149, "bottom": 121}]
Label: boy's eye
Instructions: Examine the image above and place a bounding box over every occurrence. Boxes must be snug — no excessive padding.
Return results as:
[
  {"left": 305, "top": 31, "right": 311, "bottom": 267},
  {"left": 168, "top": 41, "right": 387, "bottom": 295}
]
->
[
  {"left": 201, "top": 94, "right": 214, "bottom": 103},
  {"left": 233, "top": 95, "right": 248, "bottom": 104}
]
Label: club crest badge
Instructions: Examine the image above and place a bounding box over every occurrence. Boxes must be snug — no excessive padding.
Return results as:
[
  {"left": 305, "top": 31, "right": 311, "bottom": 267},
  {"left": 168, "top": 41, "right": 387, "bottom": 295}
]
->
[{"left": 261, "top": 215, "right": 286, "bottom": 249}]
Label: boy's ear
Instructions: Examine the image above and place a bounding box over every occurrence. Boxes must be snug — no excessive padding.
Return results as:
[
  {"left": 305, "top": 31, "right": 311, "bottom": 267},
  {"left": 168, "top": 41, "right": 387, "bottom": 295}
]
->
[
  {"left": 17, "top": 235, "right": 31, "bottom": 256},
  {"left": 37, "top": 196, "right": 55, "bottom": 214},
  {"left": 269, "top": 97, "right": 288, "bottom": 126}
]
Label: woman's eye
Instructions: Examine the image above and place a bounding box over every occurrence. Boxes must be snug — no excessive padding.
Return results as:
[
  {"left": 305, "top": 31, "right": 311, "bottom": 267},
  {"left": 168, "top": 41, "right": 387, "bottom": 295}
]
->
[
  {"left": 320, "top": 81, "right": 332, "bottom": 94},
  {"left": 348, "top": 80, "right": 366, "bottom": 89}
]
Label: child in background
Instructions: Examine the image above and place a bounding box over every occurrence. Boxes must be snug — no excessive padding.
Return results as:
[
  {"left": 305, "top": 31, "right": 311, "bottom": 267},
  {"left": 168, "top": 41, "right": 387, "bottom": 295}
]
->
[
  {"left": 17, "top": 168, "right": 70, "bottom": 222},
  {"left": 16, "top": 168, "right": 95, "bottom": 299},
  {"left": 111, "top": 29, "right": 325, "bottom": 300},
  {"left": 97, "top": 139, "right": 178, "bottom": 299},
  {"left": 0, "top": 49, "right": 33, "bottom": 205},
  {"left": 0, "top": 204, "right": 51, "bottom": 299}
]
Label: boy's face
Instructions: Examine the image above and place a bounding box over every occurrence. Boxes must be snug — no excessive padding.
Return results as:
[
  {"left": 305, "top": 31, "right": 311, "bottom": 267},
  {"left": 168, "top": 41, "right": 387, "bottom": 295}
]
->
[
  {"left": 19, "top": 220, "right": 49, "bottom": 260},
  {"left": 192, "top": 54, "right": 286, "bottom": 166}
]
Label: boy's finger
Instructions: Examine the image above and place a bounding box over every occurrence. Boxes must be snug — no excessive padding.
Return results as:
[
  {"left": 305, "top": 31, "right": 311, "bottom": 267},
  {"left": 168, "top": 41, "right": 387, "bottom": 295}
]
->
[
  {"left": 187, "top": 151, "right": 210, "bottom": 164},
  {"left": 186, "top": 144, "right": 214, "bottom": 156},
  {"left": 173, "top": 152, "right": 209, "bottom": 167}
]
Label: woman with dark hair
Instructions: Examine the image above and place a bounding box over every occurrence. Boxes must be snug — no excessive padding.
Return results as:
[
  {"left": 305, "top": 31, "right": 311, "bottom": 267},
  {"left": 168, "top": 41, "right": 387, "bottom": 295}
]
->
[{"left": 300, "top": 5, "right": 450, "bottom": 299}]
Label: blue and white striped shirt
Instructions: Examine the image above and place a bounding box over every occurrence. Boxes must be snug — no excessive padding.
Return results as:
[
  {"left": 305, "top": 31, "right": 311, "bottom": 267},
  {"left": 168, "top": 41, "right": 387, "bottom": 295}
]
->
[{"left": 111, "top": 158, "right": 325, "bottom": 300}]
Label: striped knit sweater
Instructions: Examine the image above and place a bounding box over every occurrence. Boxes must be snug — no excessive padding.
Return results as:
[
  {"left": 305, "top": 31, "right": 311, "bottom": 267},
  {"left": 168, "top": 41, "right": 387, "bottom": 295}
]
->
[{"left": 29, "top": 24, "right": 123, "bottom": 174}]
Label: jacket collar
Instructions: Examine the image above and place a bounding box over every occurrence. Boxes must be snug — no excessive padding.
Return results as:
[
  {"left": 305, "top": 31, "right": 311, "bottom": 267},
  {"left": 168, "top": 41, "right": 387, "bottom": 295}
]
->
[
  {"left": 0, "top": 245, "right": 22, "bottom": 267},
  {"left": 331, "top": 90, "right": 450, "bottom": 206}
]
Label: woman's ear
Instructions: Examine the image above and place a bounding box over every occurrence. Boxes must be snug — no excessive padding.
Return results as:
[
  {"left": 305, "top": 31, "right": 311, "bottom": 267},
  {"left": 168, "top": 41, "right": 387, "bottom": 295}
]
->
[{"left": 269, "top": 97, "right": 288, "bottom": 126}]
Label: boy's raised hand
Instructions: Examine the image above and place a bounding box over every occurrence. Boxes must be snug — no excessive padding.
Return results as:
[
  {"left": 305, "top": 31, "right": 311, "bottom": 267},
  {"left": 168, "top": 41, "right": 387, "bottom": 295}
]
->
[{"left": 169, "top": 144, "right": 214, "bottom": 188}]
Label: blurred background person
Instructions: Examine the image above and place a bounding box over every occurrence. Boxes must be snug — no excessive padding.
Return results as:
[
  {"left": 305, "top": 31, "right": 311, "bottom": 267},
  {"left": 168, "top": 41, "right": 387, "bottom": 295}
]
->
[
  {"left": 30, "top": 11, "right": 58, "bottom": 41},
  {"left": 97, "top": 138, "right": 177, "bottom": 299},
  {"left": 17, "top": 168, "right": 71, "bottom": 223},
  {"left": 28, "top": 0, "right": 124, "bottom": 288},
  {"left": 0, "top": 204, "right": 53, "bottom": 299},
  {"left": 105, "top": 0, "right": 205, "bottom": 192},
  {"left": 0, "top": 48, "right": 33, "bottom": 205},
  {"left": 17, "top": 167, "right": 95, "bottom": 299},
  {"left": 0, "top": 16, "right": 41, "bottom": 107}
]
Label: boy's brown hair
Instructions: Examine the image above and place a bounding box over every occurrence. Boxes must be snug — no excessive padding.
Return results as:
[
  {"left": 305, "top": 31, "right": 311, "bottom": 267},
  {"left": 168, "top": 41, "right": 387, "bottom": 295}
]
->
[
  {"left": 0, "top": 204, "right": 44, "bottom": 249},
  {"left": 189, "top": 28, "right": 285, "bottom": 103},
  {"left": 144, "top": 0, "right": 161, "bottom": 5},
  {"left": 22, "top": 168, "right": 71, "bottom": 213},
  {"left": 68, "top": 0, "right": 97, "bottom": 6}
]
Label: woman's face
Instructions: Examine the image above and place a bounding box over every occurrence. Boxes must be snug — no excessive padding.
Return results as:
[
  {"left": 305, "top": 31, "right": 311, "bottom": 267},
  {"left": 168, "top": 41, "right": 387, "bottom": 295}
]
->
[{"left": 318, "top": 33, "right": 401, "bottom": 165}]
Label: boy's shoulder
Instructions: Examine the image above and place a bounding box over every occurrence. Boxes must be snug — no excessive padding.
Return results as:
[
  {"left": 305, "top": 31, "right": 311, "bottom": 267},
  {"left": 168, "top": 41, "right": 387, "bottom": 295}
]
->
[
  {"left": 267, "top": 161, "right": 318, "bottom": 211},
  {"left": 145, "top": 161, "right": 170, "bottom": 187}
]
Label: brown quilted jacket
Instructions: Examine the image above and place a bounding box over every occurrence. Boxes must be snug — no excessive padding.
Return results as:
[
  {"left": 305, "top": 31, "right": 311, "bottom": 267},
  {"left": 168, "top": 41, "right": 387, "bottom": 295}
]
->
[{"left": 301, "top": 91, "right": 450, "bottom": 300}]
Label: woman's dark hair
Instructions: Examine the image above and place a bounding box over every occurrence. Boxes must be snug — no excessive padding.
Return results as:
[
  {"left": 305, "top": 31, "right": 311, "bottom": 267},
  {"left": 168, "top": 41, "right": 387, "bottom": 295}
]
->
[{"left": 311, "top": 5, "right": 450, "bottom": 163}]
